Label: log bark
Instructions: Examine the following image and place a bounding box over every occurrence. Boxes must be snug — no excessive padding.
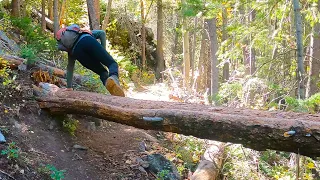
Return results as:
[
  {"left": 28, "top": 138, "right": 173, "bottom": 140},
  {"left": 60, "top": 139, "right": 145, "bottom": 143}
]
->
[{"left": 34, "top": 85, "right": 320, "bottom": 158}]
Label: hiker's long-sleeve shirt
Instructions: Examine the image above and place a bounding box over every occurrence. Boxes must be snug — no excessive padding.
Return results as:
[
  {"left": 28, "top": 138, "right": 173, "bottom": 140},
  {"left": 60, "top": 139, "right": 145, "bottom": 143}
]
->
[{"left": 65, "top": 30, "right": 107, "bottom": 88}]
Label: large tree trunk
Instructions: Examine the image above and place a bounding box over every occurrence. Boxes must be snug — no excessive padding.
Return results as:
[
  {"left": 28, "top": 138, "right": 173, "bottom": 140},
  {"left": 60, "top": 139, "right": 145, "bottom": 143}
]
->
[
  {"left": 11, "top": 0, "right": 19, "bottom": 17},
  {"left": 53, "top": 0, "right": 59, "bottom": 36},
  {"left": 190, "top": 17, "right": 198, "bottom": 78},
  {"left": 140, "top": 0, "right": 146, "bottom": 69},
  {"left": 293, "top": 0, "right": 305, "bottom": 99},
  {"left": 94, "top": 0, "right": 100, "bottom": 26},
  {"left": 206, "top": 18, "right": 219, "bottom": 98},
  {"left": 34, "top": 84, "right": 320, "bottom": 158},
  {"left": 197, "top": 19, "right": 207, "bottom": 92},
  {"left": 48, "top": 0, "right": 53, "bottom": 20},
  {"left": 155, "top": 0, "right": 165, "bottom": 80},
  {"left": 249, "top": 9, "right": 256, "bottom": 75},
  {"left": 306, "top": 0, "right": 320, "bottom": 98},
  {"left": 41, "top": 0, "right": 46, "bottom": 32},
  {"left": 101, "top": 0, "right": 112, "bottom": 30},
  {"left": 86, "top": 0, "right": 99, "bottom": 29},
  {"left": 222, "top": 7, "right": 229, "bottom": 82},
  {"left": 182, "top": 2, "right": 190, "bottom": 89},
  {"left": 170, "top": 13, "right": 179, "bottom": 66}
]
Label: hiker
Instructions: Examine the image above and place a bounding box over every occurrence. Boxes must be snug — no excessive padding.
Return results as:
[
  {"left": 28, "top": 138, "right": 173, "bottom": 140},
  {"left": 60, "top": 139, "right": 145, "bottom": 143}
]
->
[{"left": 55, "top": 24, "right": 125, "bottom": 97}]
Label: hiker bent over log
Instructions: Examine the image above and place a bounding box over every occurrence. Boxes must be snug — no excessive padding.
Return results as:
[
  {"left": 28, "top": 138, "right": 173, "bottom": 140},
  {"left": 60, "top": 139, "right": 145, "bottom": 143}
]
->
[{"left": 56, "top": 24, "right": 125, "bottom": 97}]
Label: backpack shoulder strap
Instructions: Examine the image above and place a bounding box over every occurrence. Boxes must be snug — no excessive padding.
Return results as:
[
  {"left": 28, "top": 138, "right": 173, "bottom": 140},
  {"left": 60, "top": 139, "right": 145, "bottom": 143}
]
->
[{"left": 56, "top": 27, "right": 67, "bottom": 41}]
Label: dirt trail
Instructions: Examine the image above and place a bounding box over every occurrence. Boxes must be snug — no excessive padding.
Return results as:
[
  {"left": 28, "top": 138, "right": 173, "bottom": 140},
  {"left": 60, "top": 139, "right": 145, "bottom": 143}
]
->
[{"left": 0, "top": 72, "right": 173, "bottom": 180}]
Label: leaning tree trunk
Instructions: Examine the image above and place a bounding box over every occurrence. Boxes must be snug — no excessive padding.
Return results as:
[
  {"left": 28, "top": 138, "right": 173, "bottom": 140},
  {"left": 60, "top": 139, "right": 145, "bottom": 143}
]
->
[
  {"left": 101, "top": 0, "right": 112, "bottom": 30},
  {"left": 191, "top": 142, "right": 224, "bottom": 180},
  {"left": 306, "top": 0, "right": 320, "bottom": 98},
  {"left": 293, "top": 0, "right": 305, "bottom": 99},
  {"left": 155, "top": 0, "right": 165, "bottom": 80},
  {"left": 32, "top": 9, "right": 54, "bottom": 31},
  {"left": 206, "top": 18, "right": 219, "bottom": 98},
  {"left": 34, "top": 84, "right": 320, "bottom": 158}
]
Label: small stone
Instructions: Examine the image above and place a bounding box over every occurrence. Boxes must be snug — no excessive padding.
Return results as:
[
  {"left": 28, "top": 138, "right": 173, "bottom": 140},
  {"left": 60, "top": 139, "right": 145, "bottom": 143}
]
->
[
  {"left": 73, "top": 144, "right": 88, "bottom": 150},
  {"left": 20, "top": 169, "right": 24, "bottom": 174},
  {"left": 87, "top": 122, "right": 96, "bottom": 131},
  {"left": 138, "top": 141, "right": 147, "bottom": 152},
  {"left": 18, "top": 63, "right": 27, "bottom": 71},
  {"left": 125, "top": 160, "right": 132, "bottom": 164},
  {"left": 48, "top": 121, "right": 57, "bottom": 130}
]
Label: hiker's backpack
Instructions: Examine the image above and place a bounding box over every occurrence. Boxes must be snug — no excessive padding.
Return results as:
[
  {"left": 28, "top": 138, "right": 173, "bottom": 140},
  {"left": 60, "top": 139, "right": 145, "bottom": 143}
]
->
[{"left": 56, "top": 24, "right": 92, "bottom": 52}]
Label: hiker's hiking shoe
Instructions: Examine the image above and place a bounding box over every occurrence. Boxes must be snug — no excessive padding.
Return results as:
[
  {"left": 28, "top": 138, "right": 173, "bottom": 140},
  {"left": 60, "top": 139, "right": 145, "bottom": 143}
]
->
[{"left": 106, "top": 75, "right": 125, "bottom": 97}]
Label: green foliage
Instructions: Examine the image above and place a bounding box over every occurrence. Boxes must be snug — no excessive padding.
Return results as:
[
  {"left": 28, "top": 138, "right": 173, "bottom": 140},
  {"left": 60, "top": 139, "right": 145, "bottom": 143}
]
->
[
  {"left": 39, "top": 164, "right": 66, "bottom": 180},
  {"left": 106, "top": 19, "right": 130, "bottom": 51},
  {"left": 285, "top": 93, "right": 320, "bottom": 113},
  {"left": 83, "top": 74, "right": 108, "bottom": 94},
  {"left": 131, "top": 70, "right": 155, "bottom": 85},
  {"left": 64, "top": 0, "right": 86, "bottom": 25},
  {"left": 1, "top": 142, "right": 19, "bottom": 160},
  {"left": 74, "top": 64, "right": 108, "bottom": 93},
  {"left": 10, "top": 17, "right": 57, "bottom": 60},
  {"left": 0, "top": 58, "right": 14, "bottom": 86},
  {"left": 62, "top": 118, "right": 79, "bottom": 136},
  {"left": 217, "top": 81, "right": 243, "bottom": 105},
  {"left": 46, "top": 164, "right": 66, "bottom": 180},
  {"left": 172, "top": 135, "right": 205, "bottom": 171},
  {"left": 156, "top": 169, "right": 170, "bottom": 180},
  {"left": 20, "top": 45, "right": 38, "bottom": 65}
]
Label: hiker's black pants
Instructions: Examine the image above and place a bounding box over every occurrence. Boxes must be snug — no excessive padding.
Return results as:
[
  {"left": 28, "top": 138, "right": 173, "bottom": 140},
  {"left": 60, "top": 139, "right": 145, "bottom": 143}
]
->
[{"left": 73, "top": 35, "right": 118, "bottom": 85}]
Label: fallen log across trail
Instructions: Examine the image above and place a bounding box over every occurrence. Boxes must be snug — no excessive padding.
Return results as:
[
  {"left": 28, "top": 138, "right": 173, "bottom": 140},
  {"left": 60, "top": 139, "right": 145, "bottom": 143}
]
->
[{"left": 33, "top": 83, "right": 320, "bottom": 158}]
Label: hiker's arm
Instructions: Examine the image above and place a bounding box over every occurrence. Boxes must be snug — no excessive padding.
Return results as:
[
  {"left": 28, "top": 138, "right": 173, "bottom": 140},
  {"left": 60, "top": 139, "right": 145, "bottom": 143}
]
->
[
  {"left": 92, "top": 30, "right": 106, "bottom": 49},
  {"left": 66, "top": 54, "right": 75, "bottom": 88}
]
